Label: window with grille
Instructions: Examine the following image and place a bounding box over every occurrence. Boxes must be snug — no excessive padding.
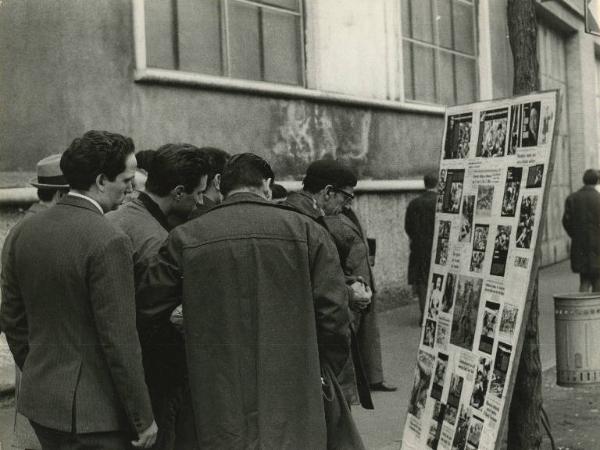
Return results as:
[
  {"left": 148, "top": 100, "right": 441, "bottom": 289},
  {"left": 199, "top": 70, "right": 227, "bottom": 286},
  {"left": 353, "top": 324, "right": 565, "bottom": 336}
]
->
[
  {"left": 144, "top": 0, "right": 305, "bottom": 86},
  {"left": 401, "top": 0, "right": 478, "bottom": 106}
]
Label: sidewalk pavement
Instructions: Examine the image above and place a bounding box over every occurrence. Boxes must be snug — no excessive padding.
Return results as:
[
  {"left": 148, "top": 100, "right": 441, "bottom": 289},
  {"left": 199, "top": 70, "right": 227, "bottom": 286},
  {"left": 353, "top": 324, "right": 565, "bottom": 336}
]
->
[{"left": 0, "top": 260, "right": 596, "bottom": 449}]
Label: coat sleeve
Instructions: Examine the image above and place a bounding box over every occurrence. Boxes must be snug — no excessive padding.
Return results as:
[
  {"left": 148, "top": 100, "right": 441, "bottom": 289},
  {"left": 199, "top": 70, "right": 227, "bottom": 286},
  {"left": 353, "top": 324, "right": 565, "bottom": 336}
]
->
[
  {"left": 135, "top": 229, "right": 183, "bottom": 326},
  {"left": 405, "top": 199, "right": 418, "bottom": 241},
  {"left": 0, "top": 226, "right": 29, "bottom": 370},
  {"left": 88, "top": 234, "right": 154, "bottom": 434},
  {"left": 308, "top": 224, "right": 351, "bottom": 376},
  {"left": 562, "top": 196, "right": 573, "bottom": 238}
]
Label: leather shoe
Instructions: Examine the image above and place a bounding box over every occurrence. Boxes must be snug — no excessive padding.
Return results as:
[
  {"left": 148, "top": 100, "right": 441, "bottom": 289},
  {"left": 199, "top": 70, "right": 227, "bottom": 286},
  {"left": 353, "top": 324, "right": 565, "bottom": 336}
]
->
[{"left": 370, "top": 382, "right": 397, "bottom": 392}]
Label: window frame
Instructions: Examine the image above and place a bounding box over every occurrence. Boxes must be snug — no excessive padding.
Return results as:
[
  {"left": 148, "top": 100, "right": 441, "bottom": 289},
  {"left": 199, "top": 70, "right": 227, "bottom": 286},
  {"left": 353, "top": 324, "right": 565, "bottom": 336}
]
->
[
  {"left": 399, "top": 0, "right": 482, "bottom": 106},
  {"left": 132, "top": 0, "right": 448, "bottom": 114}
]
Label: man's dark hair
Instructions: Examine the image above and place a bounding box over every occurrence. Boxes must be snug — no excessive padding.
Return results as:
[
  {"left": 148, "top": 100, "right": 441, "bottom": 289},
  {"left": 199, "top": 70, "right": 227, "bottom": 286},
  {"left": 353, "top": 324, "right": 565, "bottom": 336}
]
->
[
  {"left": 271, "top": 183, "right": 288, "bottom": 200},
  {"left": 583, "top": 168, "right": 599, "bottom": 186},
  {"left": 135, "top": 149, "right": 156, "bottom": 172},
  {"left": 201, "top": 147, "right": 231, "bottom": 185},
  {"left": 424, "top": 172, "right": 439, "bottom": 189},
  {"left": 37, "top": 187, "right": 68, "bottom": 202},
  {"left": 145, "top": 143, "right": 210, "bottom": 196},
  {"left": 220, "top": 153, "right": 274, "bottom": 197},
  {"left": 302, "top": 159, "right": 357, "bottom": 194},
  {"left": 60, "top": 130, "right": 135, "bottom": 191}
]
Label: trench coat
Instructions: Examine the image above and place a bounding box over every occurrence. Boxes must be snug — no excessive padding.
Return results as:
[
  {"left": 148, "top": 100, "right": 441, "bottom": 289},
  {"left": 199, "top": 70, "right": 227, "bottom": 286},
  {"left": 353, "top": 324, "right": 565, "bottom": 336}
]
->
[
  {"left": 324, "top": 211, "right": 384, "bottom": 387},
  {"left": 137, "top": 193, "right": 351, "bottom": 450},
  {"left": 562, "top": 185, "right": 600, "bottom": 274}
]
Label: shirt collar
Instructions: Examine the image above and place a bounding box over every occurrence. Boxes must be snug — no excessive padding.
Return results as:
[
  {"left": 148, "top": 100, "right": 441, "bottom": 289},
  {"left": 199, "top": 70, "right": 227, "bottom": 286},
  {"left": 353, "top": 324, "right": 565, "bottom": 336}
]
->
[{"left": 67, "top": 192, "right": 104, "bottom": 214}]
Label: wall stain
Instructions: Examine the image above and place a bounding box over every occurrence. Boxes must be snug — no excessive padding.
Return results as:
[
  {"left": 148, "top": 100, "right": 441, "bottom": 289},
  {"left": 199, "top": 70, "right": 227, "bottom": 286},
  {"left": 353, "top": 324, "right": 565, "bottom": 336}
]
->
[{"left": 268, "top": 100, "right": 372, "bottom": 179}]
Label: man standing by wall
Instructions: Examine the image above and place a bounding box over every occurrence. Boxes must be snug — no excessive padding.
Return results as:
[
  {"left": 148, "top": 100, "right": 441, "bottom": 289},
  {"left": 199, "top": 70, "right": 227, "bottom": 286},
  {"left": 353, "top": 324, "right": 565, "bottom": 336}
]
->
[
  {"left": 562, "top": 169, "right": 600, "bottom": 292},
  {"left": 405, "top": 173, "right": 439, "bottom": 322},
  {"left": 1, "top": 130, "right": 157, "bottom": 449},
  {"left": 137, "top": 153, "right": 353, "bottom": 449},
  {"left": 107, "top": 143, "right": 209, "bottom": 449}
]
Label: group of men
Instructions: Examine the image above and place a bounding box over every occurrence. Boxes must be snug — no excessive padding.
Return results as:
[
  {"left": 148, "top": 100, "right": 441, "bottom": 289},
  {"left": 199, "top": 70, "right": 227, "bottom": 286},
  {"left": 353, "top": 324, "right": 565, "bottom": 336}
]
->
[{"left": 0, "top": 130, "right": 395, "bottom": 450}]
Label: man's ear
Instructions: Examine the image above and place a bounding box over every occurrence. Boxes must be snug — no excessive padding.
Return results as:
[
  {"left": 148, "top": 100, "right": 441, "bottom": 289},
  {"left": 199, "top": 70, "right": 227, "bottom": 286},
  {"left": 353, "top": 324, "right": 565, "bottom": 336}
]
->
[
  {"left": 172, "top": 185, "right": 185, "bottom": 200},
  {"left": 213, "top": 173, "right": 221, "bottom": 191},
  {"left": 96, "top": 174, "right": 107, "bottom": 192}
]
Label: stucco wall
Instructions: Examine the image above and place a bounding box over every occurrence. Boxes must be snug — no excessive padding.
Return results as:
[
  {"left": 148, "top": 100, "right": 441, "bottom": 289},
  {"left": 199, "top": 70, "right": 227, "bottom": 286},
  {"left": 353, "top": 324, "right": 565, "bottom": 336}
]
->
[
  {"left": 0, "top": 0, "right": 444, "bottom": 179},
  {"left": 0, "top": 0, "right": 448, "bottom": 307}
]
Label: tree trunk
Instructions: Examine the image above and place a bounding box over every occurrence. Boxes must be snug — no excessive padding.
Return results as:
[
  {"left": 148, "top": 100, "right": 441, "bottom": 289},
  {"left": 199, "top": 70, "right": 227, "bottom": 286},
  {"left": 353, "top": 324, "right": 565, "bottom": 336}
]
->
[{"left": 506, "top": 1, "right": 543, "bottom": 449}]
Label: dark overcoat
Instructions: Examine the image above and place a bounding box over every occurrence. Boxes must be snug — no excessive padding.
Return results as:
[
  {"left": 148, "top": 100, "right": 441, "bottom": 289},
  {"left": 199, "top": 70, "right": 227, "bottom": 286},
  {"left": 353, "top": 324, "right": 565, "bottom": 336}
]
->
[
  {"left": 324, "top": 212, "right": 383, "bottom": 387},
  {"left": 405, "top": 190, "right": 437, "bottom": 285},
  {"left": 562, "top": 185, "right": 600, "bottom": 274},
  {"left": 0, "top": 195, "right": 153, "bottom": 434},
  {"left": 137, "top": 193, "right": 350, "bottom": 450},
  {"left": 107, "top": 194, "right": 193, "bottom": 449}
]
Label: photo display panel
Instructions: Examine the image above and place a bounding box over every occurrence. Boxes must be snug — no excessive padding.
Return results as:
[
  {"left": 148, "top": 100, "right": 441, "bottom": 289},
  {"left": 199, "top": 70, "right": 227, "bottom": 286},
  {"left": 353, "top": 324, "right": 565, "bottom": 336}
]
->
[{"left": 401, "top": 91, "right": 559, "bottom": 450}]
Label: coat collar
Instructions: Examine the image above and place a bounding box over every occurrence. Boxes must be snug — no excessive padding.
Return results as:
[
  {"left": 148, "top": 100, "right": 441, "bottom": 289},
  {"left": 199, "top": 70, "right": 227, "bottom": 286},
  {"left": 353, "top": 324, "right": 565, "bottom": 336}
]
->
[
  {"left": 210, "top": 192, "right": 301, "bottom": 215},
  {"left": 137, "top": 192, "right": 172, "bottom": 231},
  {"left": 284, "top": 191, "right": 324, "bottom": 220},
  {"left": 58, "top": 194, "right": 105, "bottom": 216}
]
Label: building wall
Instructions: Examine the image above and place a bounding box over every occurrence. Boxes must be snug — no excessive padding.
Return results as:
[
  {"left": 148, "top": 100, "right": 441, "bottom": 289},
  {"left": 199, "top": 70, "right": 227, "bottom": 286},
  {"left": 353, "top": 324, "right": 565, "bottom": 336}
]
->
[
  {"left": 0, "top": 0, "right": 446, "bottom": 307},
  {"left": 2, "top": 0, "right": 599, "bottom": 304}
]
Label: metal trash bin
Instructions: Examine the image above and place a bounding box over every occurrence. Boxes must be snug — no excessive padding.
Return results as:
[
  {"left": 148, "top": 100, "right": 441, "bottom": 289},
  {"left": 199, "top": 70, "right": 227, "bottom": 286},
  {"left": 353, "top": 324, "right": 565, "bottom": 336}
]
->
[{"left": 554, "top": 293, "right": 600, "bottom": 386}]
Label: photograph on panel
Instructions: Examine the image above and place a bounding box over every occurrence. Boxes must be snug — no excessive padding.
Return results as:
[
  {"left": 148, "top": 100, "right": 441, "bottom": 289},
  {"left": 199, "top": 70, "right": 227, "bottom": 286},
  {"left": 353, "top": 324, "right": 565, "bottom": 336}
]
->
[
  {"left": 444, "top": 112, "right": 473, "bottom": 159},
  {"left": 476, "top": 108, "right": 509, "bottom": 157},
  {"left": 500, "top": 167, "right": 523, "bottom": 217}
]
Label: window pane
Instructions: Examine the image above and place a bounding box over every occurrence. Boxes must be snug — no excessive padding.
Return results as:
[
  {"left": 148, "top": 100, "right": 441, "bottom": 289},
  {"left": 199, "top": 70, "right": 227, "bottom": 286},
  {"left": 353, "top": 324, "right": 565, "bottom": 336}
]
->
[
  {"left": 436, "top": 0, "right": 453, "bottom": 49},
  {"left": 439, "top": 51, "right": 455, "bottom": 105},
  {"left": 262, "top": 10, "right": 302, "bottom": 85},
  {"left": 453, "top": 0, "right": 475, "bottom": 55},
  {"left": 177, "top": 0, "right": 222, "bottom": 75},
  {"left": 145, "top": 0, "right": 177, "bottom": 69},
  {"left": 412, "top": 43, "right": 436, "bottom": 103},
  {"left": 229, "top": 1, "right": 262, "bottom": 81},
  {"left": 455, "top": 55, "right": 476, "bottom": 104},
  {"left": 401, "top": 0, "right": 412, "bottom": 37},
  {"left": 403, "top": 41, "right": 415, "bottom": 99},
  {"left": 410, "top": 0, "right": 434, "bottom": 43},
  {"left": 257, "top": 0, "right": 299, "bottom": 11}
]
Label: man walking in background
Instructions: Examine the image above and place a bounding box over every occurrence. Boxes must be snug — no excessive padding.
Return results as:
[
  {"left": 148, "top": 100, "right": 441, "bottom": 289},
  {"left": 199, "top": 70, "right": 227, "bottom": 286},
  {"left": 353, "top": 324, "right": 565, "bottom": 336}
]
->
[
  {"left": 562, "top": 168, "right": 600, "bottom": 292},
  {"left": 405, "top": 172, "right": 439, "bottom": 322},
  {"left": 1, "top": 130, "right": 157, "bottom": 449}
]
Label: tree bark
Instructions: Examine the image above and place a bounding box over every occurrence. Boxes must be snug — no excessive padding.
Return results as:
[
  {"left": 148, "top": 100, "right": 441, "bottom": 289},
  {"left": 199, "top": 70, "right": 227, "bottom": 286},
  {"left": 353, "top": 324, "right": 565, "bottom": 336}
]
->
[{"left": 506, "top": 1, "right": 543, "bottom": 449}]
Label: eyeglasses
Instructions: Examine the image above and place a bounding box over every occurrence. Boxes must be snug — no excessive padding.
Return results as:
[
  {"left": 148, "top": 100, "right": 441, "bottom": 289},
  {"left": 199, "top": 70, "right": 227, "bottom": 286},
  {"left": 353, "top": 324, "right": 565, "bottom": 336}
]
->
[{"left": 330, "top": 187, "right": 354, "bottom": 203}]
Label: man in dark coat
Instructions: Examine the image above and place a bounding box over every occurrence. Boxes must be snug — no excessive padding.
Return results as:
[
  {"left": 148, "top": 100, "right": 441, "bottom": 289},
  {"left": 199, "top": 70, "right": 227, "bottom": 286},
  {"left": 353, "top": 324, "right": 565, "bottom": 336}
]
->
[
  {"left": 562, "top": 168, "right": 600, "bottom": 292},
  {"left": 137, "top": 153, "right": 351, "bottom": 449},
  {"left": 1, "top": 130, "right": 157, "bottom": 449},
  {"left": 107, "top": 143, "right": 210, "bottom": 449},
  {"left": 405, "top": 172, "right": 439, "bottom": 321}
]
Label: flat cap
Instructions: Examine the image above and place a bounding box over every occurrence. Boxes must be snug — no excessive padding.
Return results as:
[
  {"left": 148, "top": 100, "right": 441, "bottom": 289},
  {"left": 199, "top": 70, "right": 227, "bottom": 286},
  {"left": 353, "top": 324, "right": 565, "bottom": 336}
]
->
[{"left": 303, "top": 159, "right": 357, "bottom": 188}]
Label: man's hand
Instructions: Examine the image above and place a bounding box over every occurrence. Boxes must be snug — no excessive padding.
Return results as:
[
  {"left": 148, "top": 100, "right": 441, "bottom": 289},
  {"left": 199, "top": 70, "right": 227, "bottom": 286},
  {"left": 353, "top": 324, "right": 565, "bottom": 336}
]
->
[
  {"left": 132, "top": 420, "right": 158, "bottom": 448},
  {"left": 349, "top": 281, "right": 372, "bottom": 311}
]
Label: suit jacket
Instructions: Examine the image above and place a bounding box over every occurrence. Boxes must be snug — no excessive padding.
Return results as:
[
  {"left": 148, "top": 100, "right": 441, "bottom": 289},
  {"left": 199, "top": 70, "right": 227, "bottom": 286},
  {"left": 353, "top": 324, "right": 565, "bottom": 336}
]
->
[
  {"left": 562, "top": 185, "right": 600, "bottom": 274},
  {"left": 0, "top": 195, "right": 153, "bottom": 434},
  {"left": 137, "top": 193, "right": 350, "bottom": 449},
  {"left": 405, "top": 190, "right": 437, "bottom": 285}
]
